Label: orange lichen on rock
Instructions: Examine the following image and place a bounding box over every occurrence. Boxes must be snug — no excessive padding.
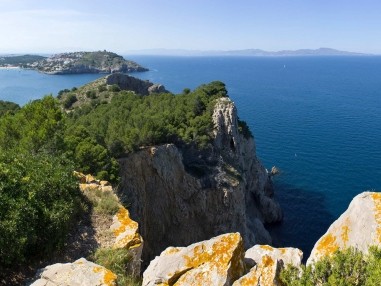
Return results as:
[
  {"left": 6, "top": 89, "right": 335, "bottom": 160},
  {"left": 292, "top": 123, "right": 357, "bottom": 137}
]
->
[
  {"left": 163, "top": 247, "right": 181, "bottom": 255},
  {"left": 173, "top": 233, "right": 244, "bottom": 285},
  {"left": 261, "top": 255, "right": 274, "bottom": 268},
  {"left": 341, "top": 218, "right": 350, "bottom": 245},
  {"left": 232, "top": 268, "right": 260, "bottom": 286},
  {"left": 183, "top": 233, "right": 244, "bottom": 276},
  {"left": 93, "top": 266, "right": 117, "bottom": 286},
  {"left": 316, "top": 233, "right": 339, "bottom": 258},
  {"left": 371, "top": 193, "right": 381, "bottom": 242},
  {"left": 112, "top": 206, "right": 142, "bottom": 249},
  {"left": 260, "top": 245, "right": 274, "bottom": 252},
  {"left": 113, "top": 207, "right": 138, "bottom": 237}
]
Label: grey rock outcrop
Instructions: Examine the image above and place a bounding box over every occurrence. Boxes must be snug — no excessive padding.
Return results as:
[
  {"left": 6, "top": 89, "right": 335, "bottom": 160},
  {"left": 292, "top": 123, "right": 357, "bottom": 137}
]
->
[
  {"left": 30, "top": 258, "right": 117, "bottom": 286},
  {"left": 233, "top": 245, "right": 302, "bottom": 286},
  {"left": 118, "top": 97, "right": 282, "bottom": 267},
  {"left": 307, "top": 191, "right": 381, "bottom": 265},
  {"left": 106, "top": 73, "right": 169, "bottom": 95},
  {"left": 142, "top": 232, "right": 245, "bottom": 286}
]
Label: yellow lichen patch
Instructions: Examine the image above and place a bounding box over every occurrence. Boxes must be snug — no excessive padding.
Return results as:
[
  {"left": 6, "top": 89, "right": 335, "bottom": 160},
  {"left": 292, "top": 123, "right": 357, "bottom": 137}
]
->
[
  {"left": 261, "top": 255, "right": 274, "bottom": 268},
  {"left": 103, "top": 269, "right": 117, "bottom": 286},
  {"left": 93, "top": 266, "right": 117, "bottom": 286},
  {"left": 113, "top": 207, "right": 138, "bottom": 237},
  {"left": 114, "top": 232, "right": 142, "bottom": 249},
  {"left": 164, "top": 247, "right": 181, "bottom": 255},
  {"left": 93, "top": 266, "right": 103, "bottom": 273},
  {"left": 341, "top": 218, "right": 350, "bottom": 246},
  {"left": 233, "top": 270, "right": 260, "bottom": 286},
  {"left": 257, "top": 256, "right": 277, "bottom": 286},
  {"left": 182, "top": 233, "right": 243, "bottom": 279},
  {"left": 316, "top": 233, "right": 339, "bottom": 257},
  {"left": 260, "top": 245, "right": 274, "bottom": 252},
  {"left": 371, "top": 193, "right": 381, "bottom": 242},
  {"left": 183, "top": 244, "right": 211, "bottom": 268}
]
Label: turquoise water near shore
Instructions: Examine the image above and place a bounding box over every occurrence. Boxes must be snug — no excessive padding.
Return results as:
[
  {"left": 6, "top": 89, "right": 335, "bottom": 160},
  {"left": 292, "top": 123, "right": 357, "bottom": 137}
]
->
[
  {"left": 1, "top": 56, "right": 380, "bottom": 258},
  {"left": 0, "top": 68, "right": 104, "bottom": 105}
]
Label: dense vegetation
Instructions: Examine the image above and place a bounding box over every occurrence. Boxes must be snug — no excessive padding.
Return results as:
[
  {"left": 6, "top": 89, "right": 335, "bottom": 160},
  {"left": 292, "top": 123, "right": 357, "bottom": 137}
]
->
[
  {"left": 0, "top": 100, "right": 20, "bottom": 116},
  {"left": 280, "top": 247, "right": 381, "bottom": 285},
  {"left": 66, "top": 80, "right": 228, "bottom": 153},
  {"left": 0, "top": 151, "right": 81, "bottom": 265},
  {"left": 0, "top": 97, "right": 83, "bottom": 267},
  {"left": 0, "top": 79, "right": 234, "bottom": 270}
]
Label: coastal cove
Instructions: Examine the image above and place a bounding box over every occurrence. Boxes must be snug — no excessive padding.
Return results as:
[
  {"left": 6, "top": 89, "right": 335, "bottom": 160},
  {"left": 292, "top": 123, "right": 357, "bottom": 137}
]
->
[{"left": 1, "top": 55, "right": 381, "bottom": 259}]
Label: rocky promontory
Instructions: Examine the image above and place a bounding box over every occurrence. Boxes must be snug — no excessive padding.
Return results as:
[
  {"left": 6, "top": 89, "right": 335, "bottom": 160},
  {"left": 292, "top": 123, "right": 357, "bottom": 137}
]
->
[
  {"left": 118, "top": 96, "right": 283, "bottom": 266},
  {"left": 23, "top": 51, "right": 147, "bottom": 74}
]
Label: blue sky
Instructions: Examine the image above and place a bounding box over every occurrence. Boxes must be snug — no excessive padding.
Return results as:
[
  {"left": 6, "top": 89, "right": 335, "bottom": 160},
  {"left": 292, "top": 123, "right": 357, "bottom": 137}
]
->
[{"left": 0, "top": 0, "right": 380, "bottom": 54}]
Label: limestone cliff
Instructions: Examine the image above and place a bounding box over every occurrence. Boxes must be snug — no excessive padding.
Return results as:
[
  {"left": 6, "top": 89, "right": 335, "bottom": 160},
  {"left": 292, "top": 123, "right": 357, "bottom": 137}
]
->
[{"left": 118, "top": 97, "right": 282, "bottom": 266}]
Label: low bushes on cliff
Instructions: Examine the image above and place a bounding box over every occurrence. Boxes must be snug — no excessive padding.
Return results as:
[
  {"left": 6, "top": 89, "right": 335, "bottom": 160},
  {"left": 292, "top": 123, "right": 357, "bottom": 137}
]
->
[
  {"left": 92, "top": 248, "right": 141, "bottom": 286},
  {"left": 0, "top": 151, "right": 82, "bottom": 266},
  {"left": 66, "top": 81, "right": 229, "bottom": 152},
  {"left": 280, "top": 247, "right": 381, "bottom": 286},
  {"left": 0, "top": 100, "right": 20, "bottom": 117},
  {"left": 0, "top": 96, "right": 119, "bottom": 183}
]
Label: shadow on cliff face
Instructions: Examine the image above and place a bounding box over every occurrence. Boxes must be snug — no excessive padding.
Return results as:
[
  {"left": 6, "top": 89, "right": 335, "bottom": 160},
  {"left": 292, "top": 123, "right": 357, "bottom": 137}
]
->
[{"left": 267, "top": 181, "right": 335, "bottom": 262}]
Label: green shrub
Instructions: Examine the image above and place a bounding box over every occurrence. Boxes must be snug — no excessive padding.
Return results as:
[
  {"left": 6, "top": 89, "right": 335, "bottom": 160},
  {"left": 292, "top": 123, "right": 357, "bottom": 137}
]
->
[
  {"left": 86, "top": 90, "right": 97, "bottom": 99},
  {"left": 0, "top": 100, "right": 20, "bottom": 117},
  {"left": 92, "top": 248, "right": 141, "bottom": 286},
  {"left": 64, "top": 94, "right": 78, "bottom": 109},
  {"left": 98, "top": 84, "right": 107, "bottom": 92},
  {"left": 280, "top": 247, "right": 381, "bottom": 286},
  {"left": 109, "top": 84, "right": 121, "bottom": 92},
  {"left": 0, "top": 151, "right": 82, "bottom": 265},
  {"left": 0, "top": 96, "right": 65, "bottom": 154},
  {"left": 83, "top": 188, "right": 119, "bottom": 216}
]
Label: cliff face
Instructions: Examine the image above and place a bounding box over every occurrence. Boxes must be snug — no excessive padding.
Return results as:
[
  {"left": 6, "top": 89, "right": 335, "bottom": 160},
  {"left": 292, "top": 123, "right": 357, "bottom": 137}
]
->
[{"left": 118, "top": 97, "right": 282, "bottom": 266}]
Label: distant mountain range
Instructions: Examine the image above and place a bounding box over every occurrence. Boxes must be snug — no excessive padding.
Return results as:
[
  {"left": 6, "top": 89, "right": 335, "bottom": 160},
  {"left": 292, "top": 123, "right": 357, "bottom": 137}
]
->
[{"left": 125, "top": 48, "right": 369, "bottom": 56}]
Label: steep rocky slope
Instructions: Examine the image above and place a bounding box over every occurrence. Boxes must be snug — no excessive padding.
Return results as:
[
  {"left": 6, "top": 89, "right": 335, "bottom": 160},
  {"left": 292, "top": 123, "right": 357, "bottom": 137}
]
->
[{"left": 118, "top": 97, "right": 282, "bottom": 266}]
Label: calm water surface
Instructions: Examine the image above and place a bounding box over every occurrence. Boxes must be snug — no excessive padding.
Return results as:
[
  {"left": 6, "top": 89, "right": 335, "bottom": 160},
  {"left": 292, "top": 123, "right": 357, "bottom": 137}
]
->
[{"left": 1, "top": 56, "right": 380, "bottom": 258}]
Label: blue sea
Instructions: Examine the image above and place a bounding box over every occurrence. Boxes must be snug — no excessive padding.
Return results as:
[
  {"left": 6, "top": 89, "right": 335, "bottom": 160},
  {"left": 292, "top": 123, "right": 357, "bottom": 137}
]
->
[{"left": 1, "top": 56, "right": 380, "bottom": 259}]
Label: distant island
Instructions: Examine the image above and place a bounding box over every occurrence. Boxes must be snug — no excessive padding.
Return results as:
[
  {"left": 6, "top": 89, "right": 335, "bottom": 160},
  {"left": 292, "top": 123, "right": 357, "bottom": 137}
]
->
[
  {"left": 125, "top": 47, "right": 369, "bottom": 56},
  {"left": 0, "top": 51, "right": 148, "bottom": 74}
]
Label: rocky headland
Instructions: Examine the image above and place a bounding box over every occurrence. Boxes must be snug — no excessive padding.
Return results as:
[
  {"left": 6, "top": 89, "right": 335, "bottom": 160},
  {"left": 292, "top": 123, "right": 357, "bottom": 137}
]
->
[
  {"left": 0, "top": 51, "right": 147, "bottom": 74},
  {"left": 3, "top": 74, "right": 379, "bottom": 285},
  {"left": 118, "top": 96, "right": 282, "bottom": 267}
]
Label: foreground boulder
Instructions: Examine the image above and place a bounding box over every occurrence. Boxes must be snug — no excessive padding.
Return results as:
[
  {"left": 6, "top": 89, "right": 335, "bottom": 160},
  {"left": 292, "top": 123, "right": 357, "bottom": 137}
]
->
[
  {"left": 233, "top": 245, "right": 302, "bottom": 286},
  {"left": 142, "top": 232, "right": 245, "bottom": 286},
  {"left": 307, "top": 191, "right": 381, "bottom": 264},
  {"left": 30, "top": 258, "right": 117, "bottom": 286}
]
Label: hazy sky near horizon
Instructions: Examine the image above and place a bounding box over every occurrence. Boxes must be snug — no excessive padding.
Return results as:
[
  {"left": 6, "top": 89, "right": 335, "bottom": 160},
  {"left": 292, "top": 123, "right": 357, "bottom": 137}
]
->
[{"left": 0, "top": 0, "right": 380, "bottom": 54}]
